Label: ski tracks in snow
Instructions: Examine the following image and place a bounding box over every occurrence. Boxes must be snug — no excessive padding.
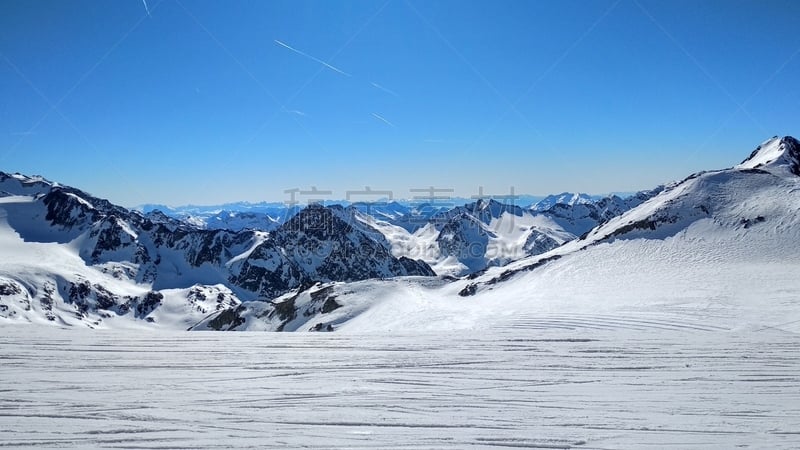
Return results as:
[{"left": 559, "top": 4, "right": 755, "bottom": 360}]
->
[{"left": 0, "top": 326, "right": 799, "bottom": 448}]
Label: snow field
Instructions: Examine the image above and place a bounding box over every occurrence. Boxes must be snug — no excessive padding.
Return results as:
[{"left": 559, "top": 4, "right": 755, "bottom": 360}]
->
[{"left": 0, "top": 326, "right": 798, "bottom": 449}]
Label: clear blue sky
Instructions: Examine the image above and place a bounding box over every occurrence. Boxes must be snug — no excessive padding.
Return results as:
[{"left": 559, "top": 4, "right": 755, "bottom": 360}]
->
[{"left": 1, "top": 0, "right": 799, "bottom": 206}]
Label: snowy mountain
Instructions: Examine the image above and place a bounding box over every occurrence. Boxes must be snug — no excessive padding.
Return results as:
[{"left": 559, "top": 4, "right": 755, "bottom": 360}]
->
[
  {"left": 738, "top": 134, "right": 800, "bottom": 175},
  {"left": 195, "top": 135, "right": 800, "bottom": 333},
  {"left": 536, "top": 187, "right": 664, "bottom": 237},
  {"left": 529, "top": 192, "right": 596, "bottom": 211},
  {"left": 375, "top": 195, "right": 654, "bottom": 277},
  {"left": 2, "top": 136, "right": 799, "bottom": 333},
  {"left": 0, "top": 176, "right": 433, "bottom": 328},
  {"left": 229, "top": 204, "right": 433, "bottom": 299},
  {"left": 457, "top": 136, "right": 800, "bottom": 306}
]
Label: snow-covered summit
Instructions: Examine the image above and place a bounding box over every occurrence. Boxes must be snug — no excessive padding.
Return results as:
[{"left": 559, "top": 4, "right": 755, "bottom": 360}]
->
[
  {"left": 0, "top": 171, "right": 56, "bottom": 196},
  {"left": 737, "top": 135, "right": 800, "bottom": 176},
  {"left": 460, "top": 136, "right": 800, "bottom": 294},
  {"left": 530, "top": 192, "right": 595, "bottom": 211}
]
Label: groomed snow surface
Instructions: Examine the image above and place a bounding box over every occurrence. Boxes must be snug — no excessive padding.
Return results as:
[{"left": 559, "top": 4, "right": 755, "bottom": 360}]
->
[{"left": 1, "top": 325, "right": 799, "bottom": 449}]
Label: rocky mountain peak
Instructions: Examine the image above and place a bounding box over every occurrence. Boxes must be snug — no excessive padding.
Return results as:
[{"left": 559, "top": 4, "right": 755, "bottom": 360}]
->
[{"left": 738, "top": 135, "right": 800, "bottom": 176}]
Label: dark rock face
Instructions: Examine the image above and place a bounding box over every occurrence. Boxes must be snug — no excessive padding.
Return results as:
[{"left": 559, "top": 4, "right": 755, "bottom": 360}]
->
[
  {"left": 199, "top": 281, "right": 353, "bottom": 332},
  {"left": 458, "top": 283, "right": 477, "bottom": 297},
  {"left": 134, "top": 291, "right": 163, "bottom": 319},
  {"left": 206, "top": 305, "right": 247, "bottom": 331},
  {"left": 40, "top": 282, "right": 56, "bottom": 321},
  {"left": 430, "top": 199, "right": 523, "bottom": 229},
  {"left": 524, "top": 230, "right": 561, "bottom": 256},
  {"left": 398, "top": 257, "right": 436, "bottom": 276},
  {"left": 0, "top": 280, "right": 22, "bottom": 297},
  {"left": 741, "top": 216, "right": 766, "bottom": 229},
  {"left": 232, "top": 204, "right": 434, "bottom": 298},
  {"left": 66, "top": 279, "right": 119, "bottom": 316},
  {"left": 43, "top": 188, "right": 100, "bottom": 230},
  {"left": 781, "top": 136, "right": 800, "bottom": 176},
  {"left": 310, "top": 322, "right": 335, "bottom": 332},
  {"left": 86, "top": 216, "right": 141, "bottom": 263},
  {"left": 269, "top": 296, "right": 297, "bottom": 331},
  {"left": 310, "top": 285, "right": 342, "bottom": 314},
  {"left": 233, "top": 239, "right": 304, "bottom": 298},
  {"left": 436, "top": 213, "right": 493, "bottom": 272}
]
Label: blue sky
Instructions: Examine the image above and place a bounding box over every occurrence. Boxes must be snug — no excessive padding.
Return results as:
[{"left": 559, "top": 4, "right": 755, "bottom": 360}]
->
[{"left": 1, "top": 0, "right": 799, "bottom": 206}]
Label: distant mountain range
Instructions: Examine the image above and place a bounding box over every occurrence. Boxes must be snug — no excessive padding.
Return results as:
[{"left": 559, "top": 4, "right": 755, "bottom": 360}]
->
[
  {"left": 1, "top": 136, "right": 798, "bottom": 332},
  {"left": 135, "top": 193, "right": 627, "bottom": 232}
]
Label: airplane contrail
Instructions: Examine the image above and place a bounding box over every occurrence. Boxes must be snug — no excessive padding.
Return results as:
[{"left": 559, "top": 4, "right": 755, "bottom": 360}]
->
[
  {"left": 370, "top": 82, "right": 399, "bottom": 97},
  {"left": 274, "top": 40, "right": 350, "bottom": 77},
  {"left": 284, "top": 108, "right": 308, "bottom": 117},
  {"left": 371, "top": 113, "right": 395, "bottom": 128},
  {"left": 142, "top": 0, "right": 151, "bottom": 16}
]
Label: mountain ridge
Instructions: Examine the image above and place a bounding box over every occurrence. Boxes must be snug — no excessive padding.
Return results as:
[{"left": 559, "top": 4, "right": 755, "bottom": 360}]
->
[{"left": 1, "top": 135, "right": 798, "bottom": 331}]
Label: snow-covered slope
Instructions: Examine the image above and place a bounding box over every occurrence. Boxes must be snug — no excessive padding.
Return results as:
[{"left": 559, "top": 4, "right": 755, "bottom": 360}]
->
[
  {"left": 430, "top": 136, "right": 800, "bottom": 331},
  {"left": 198, "top": 136, "right": 800, "bottom": 333}
]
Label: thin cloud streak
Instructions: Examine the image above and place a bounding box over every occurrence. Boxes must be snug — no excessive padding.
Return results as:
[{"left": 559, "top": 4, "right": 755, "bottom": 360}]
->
[
  {"left": 142, "top": 0, "right": 151, "bottom": 16},
  {"left": 371, "top": 113, "right": 395, "bottom": 127},
  {"left": 370, "top": 82, "right": 399, "bottom": 97},
  {"left": 274, "top": 40, "right": 351, "bottom": 77},
  {"left": 284, "top": 108, "right": 308, "bottom": 117}
]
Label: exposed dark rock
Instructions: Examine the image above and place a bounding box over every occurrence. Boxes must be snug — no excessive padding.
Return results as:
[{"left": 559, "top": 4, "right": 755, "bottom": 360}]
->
[
  {"left": 741, "top": 216, "right": 766, "bottom": 229},
  {"left": 524, "top": 230, "right": 561, "bottom": 256},
  {"left": 233, "top": 204, "right": 433, "bottom": 298},
  {"left": 134, "top": 291, "right": 163, "bottom": 318},
  {"left": 269, "top": 296, "right": 297, "bottom": 327},
  {"left": 67, "top": 280, "right": 119, "bottom": 313},
  {"left": 321, "top": 297, "right": 342, "bottom": 314},
  {"left": 0, "top": 281, "right": 22, "bottom": 296},
  {"left": 310, "top": 322, "right": 335, "bottom": 332},
  {"left": 206, "top": 305, "right": 247, "bottom": 331},
  {"left": 459, "top": 283, "right": 478, "bottom": 297}
]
